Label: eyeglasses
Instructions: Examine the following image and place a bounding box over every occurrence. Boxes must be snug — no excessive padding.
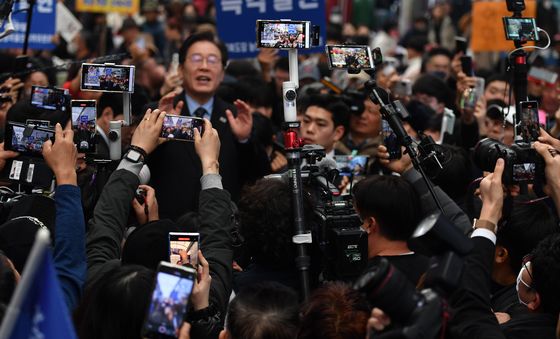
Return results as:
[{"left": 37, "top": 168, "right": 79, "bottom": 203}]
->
[{"left": 187, "top": 53, "right": 222, "bottom": 68}]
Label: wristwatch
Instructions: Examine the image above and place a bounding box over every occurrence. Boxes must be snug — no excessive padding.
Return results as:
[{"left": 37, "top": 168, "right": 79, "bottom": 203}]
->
[
  {"left": 472, "top": 218, "right": 497, "bottom": 233},
  {"left": 124, "top": 145, "right": 147, "bottom": 163}
]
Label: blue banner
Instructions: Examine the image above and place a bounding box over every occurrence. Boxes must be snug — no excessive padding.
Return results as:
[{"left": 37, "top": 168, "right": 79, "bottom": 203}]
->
[
  {"left": 0, "top": 0, "right": 56, "bottom": 50},
  {"left": 215, "top": 0, "right": 326, "bottom": 59},
  {"left": 6, "top": 246, "right": 77, "bottom": 339}
]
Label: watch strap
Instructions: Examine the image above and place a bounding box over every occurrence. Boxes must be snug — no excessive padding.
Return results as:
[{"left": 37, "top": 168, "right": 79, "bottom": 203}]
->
[
  {"left": 128, "top": 145, "right": 148, "bottom": 160},
  {"left": 473, "top": 218, "right": 497, "bottom": 233}
]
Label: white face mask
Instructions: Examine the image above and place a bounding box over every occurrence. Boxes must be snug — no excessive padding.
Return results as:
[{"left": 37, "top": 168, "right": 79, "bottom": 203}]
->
[
  {"left": 515, "top": 261, "right": 533, "bottom": 307},
  {"left": 67, "top": 41, "right": 78, "bottom": 55}
]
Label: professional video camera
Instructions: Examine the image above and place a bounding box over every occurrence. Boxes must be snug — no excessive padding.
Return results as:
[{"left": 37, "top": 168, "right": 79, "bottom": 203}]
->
[
  {"left": 473, "top": 0, "right": 550, "bottom": 187},
  {"left": 289, "top": 145, "right": 368, "bottom": 282},
  {"left": 354, "top": 213, "right": 473, "bottom": 339}
]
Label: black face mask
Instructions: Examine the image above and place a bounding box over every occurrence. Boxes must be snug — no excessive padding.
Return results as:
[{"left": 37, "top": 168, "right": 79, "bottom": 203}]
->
[{"left": 430, "top": 71, "right": 448, "bottom": 80}]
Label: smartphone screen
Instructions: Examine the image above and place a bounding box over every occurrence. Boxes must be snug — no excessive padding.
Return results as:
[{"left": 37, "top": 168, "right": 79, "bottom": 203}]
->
[
  {"left": 256, "top": 20, "right": 310, "bottom": 49},
  {"left": 325, "top": 45, "right": 374, "bottom": 70},
  {"left": 4, "top": 122, "right": 54, "bottom": 156},
  {"left": 142, "top": 262, "right": 196, "bottom": 339},
  {"left": 161, "top": 115, "right": 204, "bottom": 142},
  {"left": 169, "top": 232, "right": 199, "bottom": 268},
  {"left": 519, "top": 101, "right": 540, "bottom": 143},
  {"left": 81, "top": 63, "right": 135, "bottom": 93},
  {"left": 71, "top": 100, "right": 97, "bottom": 153},
  {"left": 30, "top": 86, "right": 70, "bottom": 111},
  {"left": 513, "top": 162, "right": 536, "bottom": 183},
  {"left": 382, "top": 120, "right": 401, "bottom": 160},
  {"left": 334, "top": 155, "right": 369, "bottom": 177},
  {"left": 503, "top": 17, "right": 539, "bottom": 41}
]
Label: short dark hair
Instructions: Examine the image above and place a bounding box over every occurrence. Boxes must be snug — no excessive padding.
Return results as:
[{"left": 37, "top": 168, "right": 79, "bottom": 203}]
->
[
  {"left": 97, "top": 93, "right": 124, "bottom": 118},
  {"left": 227, "top": 282, "right": 299, "bottom": 339},
  {"left": 74, "top": 264, "right": 154, "bottom": 339},
  {"left": 352, "top": 175, "right": 421, "bottom": 241},
  {"left": 531, "top": 233, "right": 560, "bottom": 315},
  {"left": 178, "top": 31, "right": 228, "bottom": 67},
  {"left": 412, "top": 74, "right": 451, "bottom": 106},
  {"left": 238, "top": 179, "right": 312, "bottom": 268},
  {"left": 497, "top": 197, "right": 558, "bottom": 275},
  {"left": 297, "top": 282, "right": 370, "bottom": 339},
  {"left": 299, "top": 93, "right": 350, "bottom": 132},
  {"left": 426, "top": 47, "right": 452, "bottom": 61},
  {"left": 485, "top": 73, "right": 509, "bottom": 89},
  {"left": 275, "top": 57, "right": 290, "bottom": 72}
]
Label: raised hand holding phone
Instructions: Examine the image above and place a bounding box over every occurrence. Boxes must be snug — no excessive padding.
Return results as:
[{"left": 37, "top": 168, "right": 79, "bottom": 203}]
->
[
  {"left": 194, "top": 119, "right": 220, "bottom": 175},
  {"left": 42, "top": 122, "right": 78, "bottom": 186}
]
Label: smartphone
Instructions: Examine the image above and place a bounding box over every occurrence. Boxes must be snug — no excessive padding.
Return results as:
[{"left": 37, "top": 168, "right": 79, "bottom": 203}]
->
[
  {"left": 161, "top": 114, "right": 204, "bottom": 142},
  {"left": 80, "top": 63, "right": 135, "bottom": 93},
  {"left": 382, "top": 120, "right": 401, "bottom": 160},
  {"left": 460, "top": 56, "right": 473, "bottom": 76},
  {"left": 4, "top": 122, "right": 54, "bottom": 157},
  {"left": 334, "top": 155, "right": 369, "bottom": 177},
  {"left": 141, "top": 262, "right": 196, "bottom": 339},
  {"left": 391, "top": 79, "right": 412, "bottom": 97},
  {"left": 519, "top": 100, "right": 540, "bottom": 143},
  {"left": 30, "top": 86, "right": 70, "bottom": 111},
  {"left": 503, "top": 17, "right": 539, "bottom": 41},
  {"left": 256, "top": 20, "right": 311, "bottom": 49},
  {"left": 325, "top": 45, "right": 374, "bottom": 70},
  {"left": 71, "top": 100, "right": 97, "bottom": 153},
  {"left": 169, "top": 232, "right": 199, "bottom": 268},
  {"left": 454, "top": 36, "right": 467, "bottom": 55}
]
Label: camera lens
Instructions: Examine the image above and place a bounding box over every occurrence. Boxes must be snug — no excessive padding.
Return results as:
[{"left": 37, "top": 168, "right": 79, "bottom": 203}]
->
[
  {"left": 354, "top": 257, "right": 422, "bottom": 322},
  {"left": 108, "top": 130, "right": 120, "bottom": 142},
  {"left": 285, "top": 90, "right": 297, "bottom": 101}
]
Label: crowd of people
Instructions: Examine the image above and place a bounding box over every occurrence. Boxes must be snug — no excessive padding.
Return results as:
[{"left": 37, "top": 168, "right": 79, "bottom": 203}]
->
[{"left": 0, "top": 0, "right": 559, "bottom": 338}]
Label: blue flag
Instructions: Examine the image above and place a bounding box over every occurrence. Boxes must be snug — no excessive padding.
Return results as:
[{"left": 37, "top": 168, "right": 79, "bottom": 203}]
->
[{"left": 0, "top": 229, "right": 77, "bottom": 339}]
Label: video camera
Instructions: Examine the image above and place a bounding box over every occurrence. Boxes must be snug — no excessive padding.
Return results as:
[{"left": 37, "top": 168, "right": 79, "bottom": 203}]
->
[{"left": 354, "top": 213, "right": 473, "bottom": 339}]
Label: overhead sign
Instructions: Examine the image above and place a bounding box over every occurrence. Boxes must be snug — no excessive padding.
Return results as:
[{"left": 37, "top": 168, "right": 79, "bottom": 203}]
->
[
  {"left": 0, "top": 0, "right": 56, "bottom": 50},
  {"left": 215, "top": 0, "right": 326, "bottom": 59},
  {"left": 75, "top": 0, "right": 139, "bottom": 14}
]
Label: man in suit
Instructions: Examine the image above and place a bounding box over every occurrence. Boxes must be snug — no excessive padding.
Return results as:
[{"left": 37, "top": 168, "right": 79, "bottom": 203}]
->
[{"left": 149, "top": 31, "right": 264, "bottom": 219}]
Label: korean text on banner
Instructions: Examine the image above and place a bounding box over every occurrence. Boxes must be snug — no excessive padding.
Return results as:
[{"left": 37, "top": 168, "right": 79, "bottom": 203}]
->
[
  {"left": 75, "top": 0, "right": 139, "bottom": 15},
  {"left": 0, "top": 0, "right": 56, "bottom": 50},
  {"left": 215, "top": 0, "right": 326, "bottom": 59}
]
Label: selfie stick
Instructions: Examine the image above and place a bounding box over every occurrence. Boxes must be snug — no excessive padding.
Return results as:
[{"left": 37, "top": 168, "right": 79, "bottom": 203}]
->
[
  {"left": 507, "top": 8, "right": 528, "bottom": 141},
  {"left": 363, "top": 70, "right": 444, "bottom": 213},
  {"left": 282, "top": 48, "right": 312, "bottom": 301}
]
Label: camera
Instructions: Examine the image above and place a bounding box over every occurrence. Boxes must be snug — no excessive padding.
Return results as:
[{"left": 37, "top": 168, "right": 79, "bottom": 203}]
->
[
  {"left": 353, "top": 257, "right": 444, "bottom": 338},
  {"left": 256, "top": 20, "right": 319, "bottom": 49},
  {"left": 473, "top": 138, "right": 544, "bottom": 185},
  {"left": 81, "top": 63, "right": 135, "bottom": 93},
  {"left": 283, "top": 81, "right": 297, "bottom": 122}
]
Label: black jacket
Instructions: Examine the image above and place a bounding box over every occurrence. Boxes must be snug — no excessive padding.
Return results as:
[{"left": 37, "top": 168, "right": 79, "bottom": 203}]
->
[
  {"left": 85, "top": 162, "right": 234, "bottom": 339},
  {"left": 147, "top": 92, "right": 264, "bottom": 219}
]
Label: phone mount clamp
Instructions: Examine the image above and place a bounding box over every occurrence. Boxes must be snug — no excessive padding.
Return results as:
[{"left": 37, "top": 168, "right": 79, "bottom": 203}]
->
[
  {"left": 362, "top": 66, "right": 444, "bottom": 213},
  {"left": 107, "top": 63, "right": 132, "bottom": 160},
  {"left": 281, "top": 48, "right": 312, "bottom": 301}
]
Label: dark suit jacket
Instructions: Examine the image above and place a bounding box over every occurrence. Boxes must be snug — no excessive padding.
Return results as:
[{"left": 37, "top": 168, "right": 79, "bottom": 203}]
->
[{"left": 147, "top": 91, "right": 263, "bottom": 219}]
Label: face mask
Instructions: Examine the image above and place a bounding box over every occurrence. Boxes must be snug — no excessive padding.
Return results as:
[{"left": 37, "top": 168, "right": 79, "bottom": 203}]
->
[
  {"left": 516, "top": 262, "right": 533, "bottom": 307},
  {"left": 430, "top": 71, "right": 447, "bottom": 80},
  {"left": 67, "top": 41, "right": 78, "bottom": 55}
]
